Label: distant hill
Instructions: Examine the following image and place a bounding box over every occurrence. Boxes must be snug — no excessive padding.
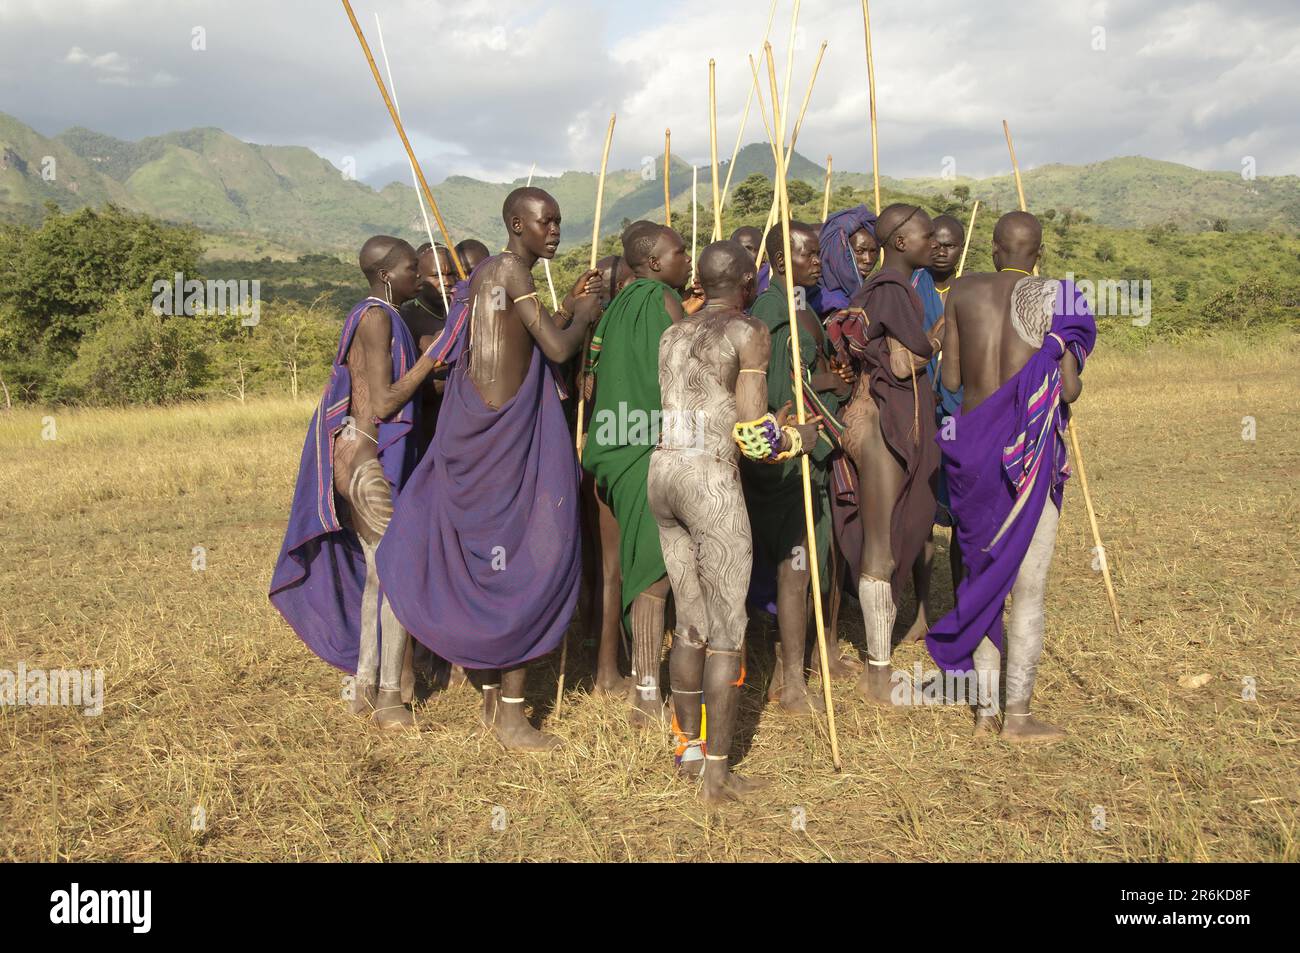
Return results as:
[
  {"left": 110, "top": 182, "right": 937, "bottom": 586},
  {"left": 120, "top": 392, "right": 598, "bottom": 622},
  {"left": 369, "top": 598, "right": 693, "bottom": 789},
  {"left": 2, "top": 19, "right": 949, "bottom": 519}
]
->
[{"left": 3, "top": 112, "right": 1297, "bottom": 257}]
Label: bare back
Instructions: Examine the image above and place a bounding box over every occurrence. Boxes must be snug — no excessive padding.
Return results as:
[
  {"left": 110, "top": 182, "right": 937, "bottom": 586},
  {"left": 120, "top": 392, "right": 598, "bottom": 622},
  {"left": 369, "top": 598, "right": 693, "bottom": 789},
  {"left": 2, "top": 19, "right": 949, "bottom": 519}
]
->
[
  {"left": 658, "top": 306, "right": 769, "bottom": 461},
  {"left": 465, "top": 253, "right": 541, "bottom": 409},
  {"left": 946, "top": 272, "right": 1052, "bottom": 411}
]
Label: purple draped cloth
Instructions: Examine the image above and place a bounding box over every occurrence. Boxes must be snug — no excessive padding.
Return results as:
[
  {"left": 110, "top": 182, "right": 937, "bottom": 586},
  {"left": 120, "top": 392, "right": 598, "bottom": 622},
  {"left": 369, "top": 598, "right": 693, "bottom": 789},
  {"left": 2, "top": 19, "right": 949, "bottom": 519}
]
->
[
  {"left": 756, "top": 262, "right": 772, "bottom": 296},
  {"left": 815, "top": 205, "right": 877, "bottom": 317},
  {"left": 377, "top": 343, "right": 582, "bottom": 670},
  {"left": 926, "top": 281, "right": 1096, "bottom": 673},
  {"left": 268, "top": 299, "right": 419, "bottom": 672}
]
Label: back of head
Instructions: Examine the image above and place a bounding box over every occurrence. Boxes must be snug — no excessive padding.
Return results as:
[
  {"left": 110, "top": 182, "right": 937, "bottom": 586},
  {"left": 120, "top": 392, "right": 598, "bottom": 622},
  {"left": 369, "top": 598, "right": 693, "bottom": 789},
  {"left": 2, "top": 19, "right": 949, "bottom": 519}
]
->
[
  {"left": 359, "top": 235, "right": 414, "bottom": 283},
  {"left": 730, "top": 226, "right": 762, "bottom": 257},
  {"left": 698, "top": 240, "right": 754, "bottom": 298},
  {"left": 455, "top": 238, "right": 491, "bottom": 271},
  {"left": 992, "top": 210, "right": 1042, "bottom": 257}
]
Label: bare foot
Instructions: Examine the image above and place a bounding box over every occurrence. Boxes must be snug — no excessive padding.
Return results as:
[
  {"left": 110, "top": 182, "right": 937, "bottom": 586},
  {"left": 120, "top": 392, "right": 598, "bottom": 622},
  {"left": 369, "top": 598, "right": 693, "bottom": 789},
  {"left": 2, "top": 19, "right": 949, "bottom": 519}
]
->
[
  {"left": 768, "top": 654, "right": 785, "bottom": 703},
  {"left": 821, "top": 647, "right": 864, "bottom": 680},
  {"left": 855, "top": 664, "right": 898, "bottom": 708},
  {"left": 493, "top": 717, "right": 562, "bottom": 752},
  {"left": 349, "top": 682, "right": 378, "bottom": 716},
  {"left": 372, "top": 689, "right": 415, "bottom": 730},
  {"left": 777, "top": 682, "right": 826, "bottom": 716},
  {"left": 629, "top": 684, "right": 669, "bottom": 728},
  {"left": 593, "top": 673, "right": 634, "bottom": 696},
  {"left": 479, "top": 689, "right": 498, "bottom": 729},
  {"left": 902, "top": 612, "right": 928, "bottom": 644},
  {"left": 700, "top": 769, "right": 768, "bottom": 805},
  {"left": 973, "top": 710, "right": 1000, "bottom": 739},
  {"left": 448, "top": 665, "right": 469, "bottom": 688},
  {"left": 1002, "top": 713, "right": 1066, "bottom": 745}
]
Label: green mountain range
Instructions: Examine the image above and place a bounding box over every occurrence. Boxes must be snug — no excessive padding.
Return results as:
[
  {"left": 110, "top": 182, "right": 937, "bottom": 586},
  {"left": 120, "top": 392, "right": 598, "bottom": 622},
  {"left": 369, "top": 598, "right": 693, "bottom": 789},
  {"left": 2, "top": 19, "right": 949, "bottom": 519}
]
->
[{"left": 3, "top": 111, "right": 1297, "bottom": 258}]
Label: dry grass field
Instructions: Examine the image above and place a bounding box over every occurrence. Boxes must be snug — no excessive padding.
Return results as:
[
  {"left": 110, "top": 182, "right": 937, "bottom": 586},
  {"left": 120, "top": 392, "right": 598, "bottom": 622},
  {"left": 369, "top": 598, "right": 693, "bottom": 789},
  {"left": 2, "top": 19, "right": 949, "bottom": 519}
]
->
[{"left": 2, "top": 334, "right": 1296, "bottom": 862}]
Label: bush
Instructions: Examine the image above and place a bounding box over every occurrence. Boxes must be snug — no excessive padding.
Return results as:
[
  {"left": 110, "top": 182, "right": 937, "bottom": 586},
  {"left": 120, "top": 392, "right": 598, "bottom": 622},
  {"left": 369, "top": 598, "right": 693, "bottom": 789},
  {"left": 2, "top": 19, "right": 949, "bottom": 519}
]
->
[{"left": 61, "top": 295, "right": 208, "bottom": 404}]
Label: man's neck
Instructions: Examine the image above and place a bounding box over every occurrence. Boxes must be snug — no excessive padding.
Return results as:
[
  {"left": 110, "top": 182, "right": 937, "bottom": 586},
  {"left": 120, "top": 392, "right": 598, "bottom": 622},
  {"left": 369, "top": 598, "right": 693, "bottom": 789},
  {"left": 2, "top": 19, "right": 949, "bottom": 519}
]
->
[
  {"left": 366, "top": 284, "right": 391, "bottom": 304},
  {"left": 997, "top": 257, "right": 1037, "bottom": 275},
  {"left": 930, "top": 267, "right": 955, "bottom": 286},
  {"left": 633, "top": 269, "right": 674, "bottom": 290},
  {"left": 879, "top": 251, "right": 913, "bottom": 277},
  {"left": 505, "top": 239, "right": 538, "bottom": 269},
  {"left": 701, "top": 293, "right": 746, "bottom": 313}
]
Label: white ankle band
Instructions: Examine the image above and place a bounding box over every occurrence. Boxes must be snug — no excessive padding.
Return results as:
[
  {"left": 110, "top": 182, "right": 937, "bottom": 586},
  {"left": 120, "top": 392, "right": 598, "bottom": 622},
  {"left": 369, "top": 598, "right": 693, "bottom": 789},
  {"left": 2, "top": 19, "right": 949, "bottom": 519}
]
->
[
  {"left": 705, "top": 754, "right": 728, "bottom": 761},
  {"left": 674, "top": 689, "right": 703, "bottom": 694},
  {"left": 868, "top": 659, "right": 891, "bottom": 668},
  {"left": 482, "top": 684, "right": 500, "bottom": 690},
  {"left": 500, "top": 696, "right": 525, "bottom": 704},
  {"left": 1008, "top": 711, "right": 1032, "bottom": 717}
]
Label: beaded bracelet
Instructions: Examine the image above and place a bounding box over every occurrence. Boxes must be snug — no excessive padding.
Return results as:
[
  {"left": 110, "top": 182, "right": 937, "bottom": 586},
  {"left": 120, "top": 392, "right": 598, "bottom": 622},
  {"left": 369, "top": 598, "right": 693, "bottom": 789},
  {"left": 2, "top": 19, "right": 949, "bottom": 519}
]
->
[{"left": 733, "top": 413, "right": 782, "bottom": 461}]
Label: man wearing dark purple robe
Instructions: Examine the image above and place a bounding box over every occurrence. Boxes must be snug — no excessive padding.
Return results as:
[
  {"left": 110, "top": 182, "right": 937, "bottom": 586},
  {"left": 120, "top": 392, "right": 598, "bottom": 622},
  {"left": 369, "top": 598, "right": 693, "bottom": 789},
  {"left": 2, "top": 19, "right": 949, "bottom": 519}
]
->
[
  {"left": 927, "top": 211, "right": 1094, "bottom": 744},
  {"left": 378, "top": 187, "right": 602, "bottom": 752},
  {"left": 269, "top": 236, "right": 448, "bottom": 729}
]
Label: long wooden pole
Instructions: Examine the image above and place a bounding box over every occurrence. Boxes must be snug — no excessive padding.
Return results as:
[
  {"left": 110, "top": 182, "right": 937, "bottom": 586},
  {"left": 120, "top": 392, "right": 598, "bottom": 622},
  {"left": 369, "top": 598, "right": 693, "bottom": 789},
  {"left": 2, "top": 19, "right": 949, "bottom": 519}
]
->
[
  {"left": 341, "top": 0, "right": 465, "bottom": 279},
  {"left": 664, "top": 128, "right": 672, "bottom": 228},
  {"left": 529, "top": 164, "right": 561, "bottom": 311},
  {"left": 709, "top": 60, "right": 721, "bottom": 240},
  {"left": 690, "top": 164, "right": 699, "bottom": 285},
  {"left": 822, "top": 155, "right": 833, "bottom": 222},
  {"left": 754, "top": 42, "right": 827, "bottom": 266},
  {"left": 718, "top": 0, "right": 781, "bottom": 224},
  {"left": 861, "top": 0, "right": 881, "bottom": 214},
  {"left": 955, "top": 199, "right": 979, "bottom": 278},
  {"left": 764, "top": 42, "right": 840, "bottom": 772},
  {"left": 557, "top": 113, "right": 617, "bottom": 717},
  {"left": 1002, "top": 120, "right": 1122, "bottom": 637},
  {"left": 373, "top": 14, "right": 448, "bottom": 315}
]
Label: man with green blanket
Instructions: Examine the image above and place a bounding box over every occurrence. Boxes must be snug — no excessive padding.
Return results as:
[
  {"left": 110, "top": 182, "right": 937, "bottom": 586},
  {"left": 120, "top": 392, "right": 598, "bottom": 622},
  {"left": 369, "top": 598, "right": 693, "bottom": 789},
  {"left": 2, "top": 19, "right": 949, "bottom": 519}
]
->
[
  {"left": 745, "top": 221, "right": 854, "bottom": 714},
  {"left": 583, "top": 221, "right": 694, "bottom": 724}
]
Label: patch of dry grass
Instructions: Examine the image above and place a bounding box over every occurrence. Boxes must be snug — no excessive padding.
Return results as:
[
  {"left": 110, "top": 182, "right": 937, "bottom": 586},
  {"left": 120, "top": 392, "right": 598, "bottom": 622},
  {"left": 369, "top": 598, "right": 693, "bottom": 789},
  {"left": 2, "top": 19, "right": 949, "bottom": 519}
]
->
[{"left": 2, "top": 335, "right": 1297, "bottom": 861}]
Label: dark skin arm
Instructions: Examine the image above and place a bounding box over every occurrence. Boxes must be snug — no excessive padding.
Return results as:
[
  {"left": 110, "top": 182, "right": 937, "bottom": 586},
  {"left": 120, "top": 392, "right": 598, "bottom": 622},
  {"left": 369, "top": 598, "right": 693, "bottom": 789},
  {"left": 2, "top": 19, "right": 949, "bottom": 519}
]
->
[
  {"left": 731, "top": 317, "right": 820, "bottom": 450},
  {"left": 941, "top": 289, "right": 961, "bottom": 395},
  {"left": 506, "top": 263, "right": 603, "bottom": 363},
  {"left": 358, "top": 306, "right": 444, "bottom": 420},
  {"left": 1061, "top": 350, "right": 1082, "bottom": 403}
]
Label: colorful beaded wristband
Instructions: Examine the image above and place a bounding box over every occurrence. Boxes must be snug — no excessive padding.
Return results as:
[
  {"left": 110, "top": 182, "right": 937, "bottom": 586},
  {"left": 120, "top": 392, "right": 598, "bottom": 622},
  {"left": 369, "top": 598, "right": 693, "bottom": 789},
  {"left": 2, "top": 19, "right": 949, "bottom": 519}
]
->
[{"left": 733, "top": 413, "right": 782, "bottom": 461}]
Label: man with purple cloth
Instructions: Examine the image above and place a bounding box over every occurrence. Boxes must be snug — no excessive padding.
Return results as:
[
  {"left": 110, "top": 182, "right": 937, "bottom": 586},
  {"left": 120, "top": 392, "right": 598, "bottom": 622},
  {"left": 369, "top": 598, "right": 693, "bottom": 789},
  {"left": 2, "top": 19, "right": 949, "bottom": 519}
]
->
[
  {"left": 927, "top": 211, "right": 1095, "bottom": 744},
  {"left": 378, "top": 187, "right": 602, "bottom": 752},
  {"left": 269, "top": 236, "right": 448, "bottom": 730}
]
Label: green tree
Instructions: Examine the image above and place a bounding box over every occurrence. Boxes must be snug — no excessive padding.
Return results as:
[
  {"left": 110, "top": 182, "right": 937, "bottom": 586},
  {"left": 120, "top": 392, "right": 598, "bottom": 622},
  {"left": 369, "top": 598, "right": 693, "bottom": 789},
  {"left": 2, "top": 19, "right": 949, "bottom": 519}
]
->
[
  {"left": 732, "top": 173, "right": 774, "bottom": 216},
  {"left": 786, "top": 179, "right": 817, "bottom": 207}
]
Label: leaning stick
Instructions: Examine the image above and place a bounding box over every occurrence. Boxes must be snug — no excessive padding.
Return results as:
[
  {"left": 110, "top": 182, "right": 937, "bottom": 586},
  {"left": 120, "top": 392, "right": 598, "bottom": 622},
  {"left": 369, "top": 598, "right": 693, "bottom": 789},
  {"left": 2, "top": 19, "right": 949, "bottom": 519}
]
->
[
  {"left": 709, "top": 60, "right": 722, "bottom": 240},
  {"left": 1002, "top": 120, "right": 1122, "bottom": 636},
  {"left": 822, "top": 155, "right": 833, "bottom": 222},
  {"left": 861, "top": 0, "right": 881, "bottom": 214},
  {"left": 527, "top": 164, "right": 561, "bottom": 311},
  {"left": 955, "top": 199, "right": 980, "bottom": 278},
  {"left": 718, "top": 0, "right": 780, "bottom": 221},
  {"left": 664, "top": 128, "right": 672, "bottom": 228},
  {"left": 373, "top": 14, "right": 448, "bottom": 315},
  {"left": 690, "top": 164, "right": 699, "bottom": 285},
  {"left": 755, "top": 42, "right": 827, "bottom": 266},
  {"left": 764, "top": 42, "right": 841, "bottom": 772},
  {"left": 341, "top": 0, "right": 465, "bottom": 279},
  {"left": 557, "top": 113, "right": 617, "bottom": 718}
]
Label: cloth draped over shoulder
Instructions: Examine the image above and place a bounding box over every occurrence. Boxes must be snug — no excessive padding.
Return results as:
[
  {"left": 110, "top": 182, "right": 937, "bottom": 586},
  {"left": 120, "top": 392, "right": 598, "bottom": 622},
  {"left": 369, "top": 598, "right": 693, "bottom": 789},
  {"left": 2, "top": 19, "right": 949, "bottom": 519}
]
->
[
  {"left": 268, "top": 299, "right": 419, "bottom": 671},
  {"left": 581, "top": 278, "right": 677, "bottom": 624},
  {"left": 826, "top": 271, "right": 941, "bottom": 597},
  {"left": 926, "top": 279, "right": 1096, "bottom": 674},
  {"left": 377, "top": 325, "right": 581, "bottom": 670},
  {"left": 912, "top": 267, "right": 964, "bottom": 419},
  {"left": 814, "top": 205, "right": 877, "bottom": 317},
  {"left": 742, "top": 285, "right": 842, "bottom": 596}
]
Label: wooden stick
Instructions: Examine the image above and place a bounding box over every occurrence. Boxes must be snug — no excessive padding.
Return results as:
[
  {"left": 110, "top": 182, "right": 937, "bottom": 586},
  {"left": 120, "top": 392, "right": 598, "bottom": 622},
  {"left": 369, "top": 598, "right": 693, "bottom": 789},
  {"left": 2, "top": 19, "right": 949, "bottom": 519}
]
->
[
  {"left": 764, "top": 41, "right": 841, "bottom": 772},
  {"left": 526, "top": 164, "right": 561, "bottom": 311},
  {"left": 754, "top": 43, "right": 827, "bottom": 266},
  {"left": 664, "top": 128, "right": 672, "bottom": 228},
  {"left": 709, "top": 60, "right": 721, "bottom": 240},
  {"left": 373, "top": 13, "right": 448, "bottom": 315},
  {"left": 341, "top": 0, "right": 465, "bottom": 279},
  {"left": 719, "top": 0, "right": 780, "bottom": 221},
  {"left": 557, "top": 113, "right": 616, "bottom": 718},
  {"left": 691, "top": 164, "right": 699, "bottom": 285},
  {"left": 861, "top": 0, "right": 881, "bottom": 214},
  {"left": 1002, "top": 119, "right": 1122, "bottom": 636},
  {"left": 955, "top": 199, "right": 979, "bottom": 278},
  {"left": 822, "top": 154, "right": 833, "bottom": 222}
]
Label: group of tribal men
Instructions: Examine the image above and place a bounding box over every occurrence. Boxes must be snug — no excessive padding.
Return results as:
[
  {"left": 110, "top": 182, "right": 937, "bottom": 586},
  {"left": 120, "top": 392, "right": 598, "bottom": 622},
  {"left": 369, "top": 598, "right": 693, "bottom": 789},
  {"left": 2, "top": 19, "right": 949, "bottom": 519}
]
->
[{"left": 271, "top": 180, "right": 1096, "bottom": 804}]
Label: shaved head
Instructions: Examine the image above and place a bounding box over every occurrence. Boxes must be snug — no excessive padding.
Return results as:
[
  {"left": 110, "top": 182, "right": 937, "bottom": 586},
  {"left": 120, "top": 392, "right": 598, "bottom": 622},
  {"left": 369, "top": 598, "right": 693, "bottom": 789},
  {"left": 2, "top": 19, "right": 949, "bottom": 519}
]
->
[
  {"left": 698, "top": 240, "right": 755, "bottom": 297},
  {"left": 455, "top": 238, "right": 490, "bottom": 271},
  {"left": 993, "top": 211, "right": 1042, "bottom": 256},
  {"left": 764, "top": 221, "right": 817, "bottom": 268},
  {"left": 622, "top": 220, "right": 665, "bottom": 268},
  {"left": 502, "top": 186, "right": 557, "bottom": 225},
  {"left": 933, "top": 214, "right": 965, "bottom": 241},
  {"left": 359, "top": 235, "right": 416, "bottom": 284}
]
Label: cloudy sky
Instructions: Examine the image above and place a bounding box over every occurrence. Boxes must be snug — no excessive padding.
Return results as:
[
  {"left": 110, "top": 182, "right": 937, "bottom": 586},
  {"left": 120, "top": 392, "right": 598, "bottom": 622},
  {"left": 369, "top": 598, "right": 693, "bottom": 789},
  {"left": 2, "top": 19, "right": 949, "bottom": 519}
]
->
[{"left": 1, "top": 0, "right": 1296, "bottom": 187}]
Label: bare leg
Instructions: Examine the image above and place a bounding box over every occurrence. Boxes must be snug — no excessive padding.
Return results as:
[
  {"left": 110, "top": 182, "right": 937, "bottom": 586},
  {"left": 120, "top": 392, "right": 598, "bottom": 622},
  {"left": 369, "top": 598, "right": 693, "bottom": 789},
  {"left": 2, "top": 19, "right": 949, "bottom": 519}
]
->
[
  {"left": 904, "top": 531, "right": 935, "bottom": 643},
  {"left": 670, "top": 634, "right": 706, "bottom": 778},
  {"left": 774, "top": 544, "right": 822, "bottom": 715},
  {"left": 700, "top": 650, "right": 765, "bottom": 804},
  {"left": 629, "top": 578, "right": 670, "bottom": 725},
  {"left": 592, "top": 489, "right": 631, "bottom": 695},
  {"left": 492, "top": 666, "right": 560, "bottom": 752},
  {"left": 353, "top": 537, "right": 382, "bottom": 716},
  {"left": 1001, "top": 505, "right": 1064, "bottom": 744},
  {"left": 972, "top": 636, "right": 1000, "bottom": 737}
]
